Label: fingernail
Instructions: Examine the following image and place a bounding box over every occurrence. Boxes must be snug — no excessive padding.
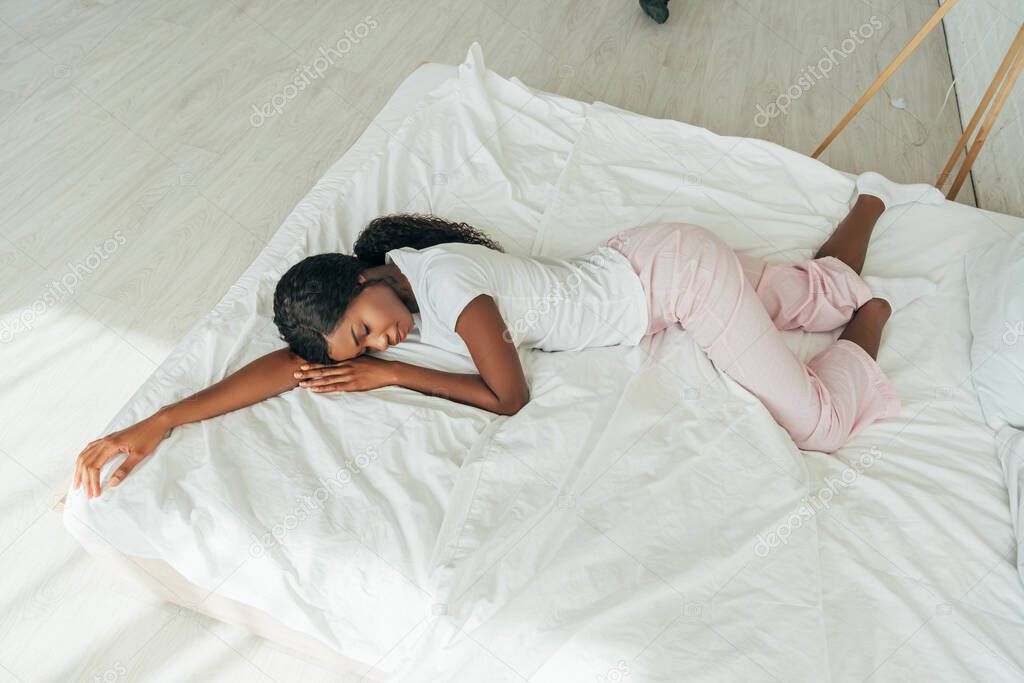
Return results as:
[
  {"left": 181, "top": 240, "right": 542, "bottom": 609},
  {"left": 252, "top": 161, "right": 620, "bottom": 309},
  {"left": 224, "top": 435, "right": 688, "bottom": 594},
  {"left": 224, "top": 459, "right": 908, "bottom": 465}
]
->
[{"left": 301, "top": 365, "right": 308, "bottom": 369}]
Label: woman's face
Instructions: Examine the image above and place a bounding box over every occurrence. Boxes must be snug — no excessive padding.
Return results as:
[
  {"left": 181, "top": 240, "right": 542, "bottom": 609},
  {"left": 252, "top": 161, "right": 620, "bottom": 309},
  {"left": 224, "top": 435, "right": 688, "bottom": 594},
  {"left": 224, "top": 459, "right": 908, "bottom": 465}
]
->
[{"left": 324, "top": 282, "right": 414, "bottom": 361}]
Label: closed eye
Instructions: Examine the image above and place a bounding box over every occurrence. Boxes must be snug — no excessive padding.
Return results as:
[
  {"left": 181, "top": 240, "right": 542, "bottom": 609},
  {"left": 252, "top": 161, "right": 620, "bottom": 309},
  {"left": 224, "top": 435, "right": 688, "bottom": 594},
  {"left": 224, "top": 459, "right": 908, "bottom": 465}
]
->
[{"left": 350, "top": 324, "right": 370, "bottom": 356}]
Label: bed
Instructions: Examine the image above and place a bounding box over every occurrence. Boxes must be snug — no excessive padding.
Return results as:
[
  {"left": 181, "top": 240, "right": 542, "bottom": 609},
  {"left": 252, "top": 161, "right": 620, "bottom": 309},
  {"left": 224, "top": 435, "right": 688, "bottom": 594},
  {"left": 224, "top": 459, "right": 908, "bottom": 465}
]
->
[{"left": 61, "top": 44, "right": 1024, "bottom": 682}]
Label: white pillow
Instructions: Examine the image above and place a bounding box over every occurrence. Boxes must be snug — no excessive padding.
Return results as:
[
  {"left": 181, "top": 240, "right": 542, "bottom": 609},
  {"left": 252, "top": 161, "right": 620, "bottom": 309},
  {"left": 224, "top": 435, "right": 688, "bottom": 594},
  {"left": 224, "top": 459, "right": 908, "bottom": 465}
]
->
[
  {"left": 964, "top": 232, "right": 1024, "bottom": 430},
  {"left": 995, "top": 426, "right": 1024, "bottom": 585}
]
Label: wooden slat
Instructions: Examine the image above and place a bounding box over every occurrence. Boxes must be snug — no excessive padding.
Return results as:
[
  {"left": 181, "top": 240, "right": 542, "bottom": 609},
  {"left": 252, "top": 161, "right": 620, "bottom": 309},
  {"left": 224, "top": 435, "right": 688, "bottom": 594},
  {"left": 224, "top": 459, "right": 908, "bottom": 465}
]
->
[{"left": 812, "top": 0, "right": 962, "bottom": 158}]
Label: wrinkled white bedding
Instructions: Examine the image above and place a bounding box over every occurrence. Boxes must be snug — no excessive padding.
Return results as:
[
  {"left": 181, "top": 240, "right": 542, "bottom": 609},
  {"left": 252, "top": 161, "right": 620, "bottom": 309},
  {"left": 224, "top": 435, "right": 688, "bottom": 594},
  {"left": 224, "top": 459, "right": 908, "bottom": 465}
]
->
[
  {"left": 394, "top": 53, "right": 1024, "bottom": 682},
  {"left": 63, "top": 46, "right": 588, "bottom": 670},
  {"left": 65, "top": 44, "right": 1024, "bottom": 681}
]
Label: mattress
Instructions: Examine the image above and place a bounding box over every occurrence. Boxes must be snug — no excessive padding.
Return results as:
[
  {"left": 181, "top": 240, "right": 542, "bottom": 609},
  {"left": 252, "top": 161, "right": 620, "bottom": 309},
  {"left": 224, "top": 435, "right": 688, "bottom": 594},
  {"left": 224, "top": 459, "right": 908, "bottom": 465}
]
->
[
  {"left": 64, "top": 44, "right": 1024, "bottom": 682},
  {"left": 59, "top": 59, "right": 481, "bottom": 679}
]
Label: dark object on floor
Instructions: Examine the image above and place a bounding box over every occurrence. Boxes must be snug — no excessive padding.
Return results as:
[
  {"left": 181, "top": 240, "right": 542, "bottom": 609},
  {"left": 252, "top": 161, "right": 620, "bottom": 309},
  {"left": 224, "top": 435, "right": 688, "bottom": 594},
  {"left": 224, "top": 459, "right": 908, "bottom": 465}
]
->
[{"left": 640, "top": 0, "right": 669, "bottom": 23}]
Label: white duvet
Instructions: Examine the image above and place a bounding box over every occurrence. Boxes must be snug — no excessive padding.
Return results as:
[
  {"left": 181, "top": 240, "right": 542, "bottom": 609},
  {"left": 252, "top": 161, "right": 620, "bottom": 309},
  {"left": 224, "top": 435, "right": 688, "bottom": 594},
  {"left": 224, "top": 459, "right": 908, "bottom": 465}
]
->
[{"left": 65, "top": 45, "right": 1024, "bottom": 681}]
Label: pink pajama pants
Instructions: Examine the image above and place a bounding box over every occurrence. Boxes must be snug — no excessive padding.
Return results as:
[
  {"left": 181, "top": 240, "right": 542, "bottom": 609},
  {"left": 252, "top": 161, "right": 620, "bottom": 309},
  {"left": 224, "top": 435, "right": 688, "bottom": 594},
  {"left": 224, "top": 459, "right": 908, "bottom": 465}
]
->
[{"left": 607, "top": 222, "right": 901, "bottom": 453}]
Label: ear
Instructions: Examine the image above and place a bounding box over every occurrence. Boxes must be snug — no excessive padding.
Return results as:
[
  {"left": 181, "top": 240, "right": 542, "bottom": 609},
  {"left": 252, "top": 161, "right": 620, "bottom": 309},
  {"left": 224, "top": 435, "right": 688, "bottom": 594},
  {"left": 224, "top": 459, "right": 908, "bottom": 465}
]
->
[{"left": 357, "top": 274, "right": 366, "bottom": 284}]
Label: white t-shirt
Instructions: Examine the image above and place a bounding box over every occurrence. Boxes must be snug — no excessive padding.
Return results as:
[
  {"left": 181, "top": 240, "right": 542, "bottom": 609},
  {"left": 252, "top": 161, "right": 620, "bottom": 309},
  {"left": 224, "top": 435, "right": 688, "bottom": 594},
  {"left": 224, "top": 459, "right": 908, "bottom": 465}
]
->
[{"left": 384, "top": 242, "right": 649, "bottom": 357}]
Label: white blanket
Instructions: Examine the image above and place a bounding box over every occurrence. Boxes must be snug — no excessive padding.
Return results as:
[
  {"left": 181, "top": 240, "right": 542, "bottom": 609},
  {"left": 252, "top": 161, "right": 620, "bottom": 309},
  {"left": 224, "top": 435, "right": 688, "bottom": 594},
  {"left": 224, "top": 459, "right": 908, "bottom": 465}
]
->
[
  {"left": 394, "top": 52, "right": 1024, "bottom": 682},
  {"left": 63, "top": 46, "right": 588, "bottom": 670},
  {"left": 65, "top": 44, "right": 1024, "bottom": 681}
]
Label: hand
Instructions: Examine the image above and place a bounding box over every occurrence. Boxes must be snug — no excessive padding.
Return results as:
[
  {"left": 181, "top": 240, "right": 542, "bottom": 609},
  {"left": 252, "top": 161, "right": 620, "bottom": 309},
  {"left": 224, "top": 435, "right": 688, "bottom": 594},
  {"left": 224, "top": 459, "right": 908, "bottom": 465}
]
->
[
  {"left": 294, "top": 356, "right": 398, "bottom": 393},
  {"left": 74, "top": 414, "right": 172, "bottom": 499}
]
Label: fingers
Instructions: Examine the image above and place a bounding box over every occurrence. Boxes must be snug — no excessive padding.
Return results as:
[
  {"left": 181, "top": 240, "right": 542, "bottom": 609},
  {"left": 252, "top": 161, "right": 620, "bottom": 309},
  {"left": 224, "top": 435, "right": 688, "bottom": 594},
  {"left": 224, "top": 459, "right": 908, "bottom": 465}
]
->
[
  {"left": 294, "top": 362, "right": 328, "bottom": 376},
  {"left": 294, "top": 362, "right": 349, "bottom": 381},
  {"left": 84, "top": 448, "right": 98, "bottom": 498},
  {"left": 306, "top": 377, "right": 352, "bottom": 392},
  {"left": 300, "top": 369, "right": 353, "bottom": 390},
  {"left": 90, "top": 465, "right": 100, "bottom": 499},
  {"left": 78, "top": 443, "right": 102, "bottom": 497},
  {"left": 110, "top": 456, "right": 137, "bottom": 487},
  {"left": 74, "top": 441, "right": 99, "bottom": 490},
  {"left": 76, "top": 440, "right": 127, "bottom": 499},
  {"left": 301, "top": 375, "right": 348, "bottom": 387}
]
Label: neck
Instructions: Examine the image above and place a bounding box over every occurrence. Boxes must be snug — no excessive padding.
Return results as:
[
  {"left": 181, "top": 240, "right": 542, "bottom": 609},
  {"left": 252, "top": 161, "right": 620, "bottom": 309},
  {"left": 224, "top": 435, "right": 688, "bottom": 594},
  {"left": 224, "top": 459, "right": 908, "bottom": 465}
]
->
[{"left": 362, "top": 265, "right": 418, "bottom": 311}]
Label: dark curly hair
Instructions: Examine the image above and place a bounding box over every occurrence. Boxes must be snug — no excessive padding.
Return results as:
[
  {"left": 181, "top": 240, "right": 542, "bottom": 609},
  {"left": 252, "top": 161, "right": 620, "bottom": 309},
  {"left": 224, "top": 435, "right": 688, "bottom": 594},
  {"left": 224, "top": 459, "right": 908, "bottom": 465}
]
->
[
  {"left": 273, "top": 213, "right": 503, "bottom": 364},
  {"left": 353, "top": 214, "right": 503, "bottom": 265}
]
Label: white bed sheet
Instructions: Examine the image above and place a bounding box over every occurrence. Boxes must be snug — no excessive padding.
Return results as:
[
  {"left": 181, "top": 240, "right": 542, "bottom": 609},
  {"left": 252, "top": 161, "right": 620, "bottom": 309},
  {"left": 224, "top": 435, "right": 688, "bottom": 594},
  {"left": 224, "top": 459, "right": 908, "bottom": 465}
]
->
[
  {"left": 63, "top": 45, "right": 589, "bottom": 672},
  {"left": 64, "top": 43, "right": 1024, "bottom": 682},
  {"left": 389, "top": 60, "right": 1024, "bottom": 682}
]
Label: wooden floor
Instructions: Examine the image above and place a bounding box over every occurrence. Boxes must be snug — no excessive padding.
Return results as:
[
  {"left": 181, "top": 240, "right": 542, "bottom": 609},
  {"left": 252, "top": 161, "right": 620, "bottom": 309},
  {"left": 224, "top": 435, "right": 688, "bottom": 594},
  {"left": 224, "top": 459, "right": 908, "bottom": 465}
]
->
[
  {"left": 0, "top": 0, "right": 996, "bottom": 681},
  {"left": 942, "top": 0, "right": 1024, "bottom": 217}
]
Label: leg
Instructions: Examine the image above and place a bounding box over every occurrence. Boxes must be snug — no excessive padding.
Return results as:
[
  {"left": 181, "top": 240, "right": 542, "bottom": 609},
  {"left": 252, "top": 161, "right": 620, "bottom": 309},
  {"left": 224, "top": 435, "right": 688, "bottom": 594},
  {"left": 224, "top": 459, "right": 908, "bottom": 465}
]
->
[
  {"left": 816, "top": 173, "right": 944, "bottom": 274},
  {"left": 608, "top": 223, "right": 900, "bottom": 453},
  {"left": 736, "top": 251, "right": 872, "bottom": 332},
  {"left": 738, "top": 186, "right": 936, "bottom": 327},
  {"left": 839, "top": 297, "right": 891, "bottom": 359},
  {"left": 814, "top": 194, "right": 885, "bottom": 274},
  {"left": 811, "top": 189, "right": 939, "bottom": 312}
]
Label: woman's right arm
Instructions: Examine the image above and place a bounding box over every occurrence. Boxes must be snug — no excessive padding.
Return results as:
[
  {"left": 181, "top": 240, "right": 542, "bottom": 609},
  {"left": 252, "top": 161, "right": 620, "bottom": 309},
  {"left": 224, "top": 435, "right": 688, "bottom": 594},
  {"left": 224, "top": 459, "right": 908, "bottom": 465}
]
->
[
  {"left": 74, "top": 347, "right": 306, "bottom": 498},
  {"left": 155, "top": 347, "right": 306, "bottom": 429}
]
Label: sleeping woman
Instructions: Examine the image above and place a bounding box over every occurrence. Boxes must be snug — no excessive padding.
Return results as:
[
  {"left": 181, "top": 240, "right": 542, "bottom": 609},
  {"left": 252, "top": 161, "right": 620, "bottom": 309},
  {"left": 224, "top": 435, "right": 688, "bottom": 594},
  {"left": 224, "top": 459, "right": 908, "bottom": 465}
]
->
[{"left": 73, "top": 171, "right": 942, "bottom": 498}]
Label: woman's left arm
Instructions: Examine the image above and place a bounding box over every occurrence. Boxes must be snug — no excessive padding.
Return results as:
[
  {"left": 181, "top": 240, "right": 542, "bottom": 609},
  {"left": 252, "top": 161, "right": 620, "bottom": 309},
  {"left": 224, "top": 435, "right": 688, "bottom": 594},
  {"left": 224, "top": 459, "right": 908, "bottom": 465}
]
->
[{"left": 294, "top": 295, "right": 531, "bottom": 416}]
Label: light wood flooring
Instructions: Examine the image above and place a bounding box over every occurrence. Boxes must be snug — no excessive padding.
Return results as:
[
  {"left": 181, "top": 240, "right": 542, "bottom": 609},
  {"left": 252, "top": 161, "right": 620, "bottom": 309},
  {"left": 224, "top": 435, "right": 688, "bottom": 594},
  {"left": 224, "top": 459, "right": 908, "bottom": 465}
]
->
[{"left": 0, "top": 1, "right": 998, "bottom": 681}]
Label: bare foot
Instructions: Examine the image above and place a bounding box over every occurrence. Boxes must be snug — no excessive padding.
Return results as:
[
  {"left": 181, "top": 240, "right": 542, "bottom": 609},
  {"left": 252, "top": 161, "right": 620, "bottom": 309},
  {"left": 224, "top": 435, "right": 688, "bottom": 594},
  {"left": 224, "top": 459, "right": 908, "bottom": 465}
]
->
[{"left": 838, "top": 298, "right": 891, "bottom": 359}]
